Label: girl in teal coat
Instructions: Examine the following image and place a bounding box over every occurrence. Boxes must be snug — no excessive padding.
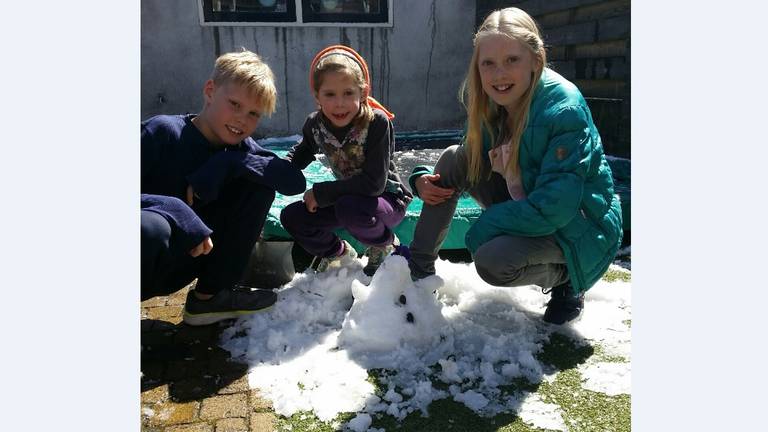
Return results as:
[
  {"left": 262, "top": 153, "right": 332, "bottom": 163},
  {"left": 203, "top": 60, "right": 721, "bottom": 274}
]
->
[{"left": 407, "top": 7, "right": 623, "bottom": 324}]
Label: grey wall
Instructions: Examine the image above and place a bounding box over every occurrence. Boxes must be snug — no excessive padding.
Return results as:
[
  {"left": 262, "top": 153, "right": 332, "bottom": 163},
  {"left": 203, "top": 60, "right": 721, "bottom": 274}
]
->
[{"left": 141, "top": 0, "right": 476, "bottom": 136}]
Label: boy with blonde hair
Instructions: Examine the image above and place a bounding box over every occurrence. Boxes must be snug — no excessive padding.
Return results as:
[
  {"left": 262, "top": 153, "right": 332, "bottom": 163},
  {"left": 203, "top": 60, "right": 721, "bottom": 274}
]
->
[{"left": 141, "top": 49, "right": 305, "bottom": 326}]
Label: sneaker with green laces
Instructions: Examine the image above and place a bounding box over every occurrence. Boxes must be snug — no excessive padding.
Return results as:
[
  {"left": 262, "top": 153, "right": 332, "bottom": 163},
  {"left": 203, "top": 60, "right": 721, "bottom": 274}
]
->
[
  {"left": 363, "top": 235, "right": 399, "bottom": 276},
  {"left": 313, "top": 240, "right": 358, "bottom": 273},
  {"left": 182, "top": 286, "right": 277, "bottom": 326}
]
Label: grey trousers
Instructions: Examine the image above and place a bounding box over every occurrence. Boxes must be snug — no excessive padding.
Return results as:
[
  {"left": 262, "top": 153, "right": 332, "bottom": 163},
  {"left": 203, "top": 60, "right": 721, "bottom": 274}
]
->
[{"left": 409, "top": 145, "right": 569, "bottom": 289}]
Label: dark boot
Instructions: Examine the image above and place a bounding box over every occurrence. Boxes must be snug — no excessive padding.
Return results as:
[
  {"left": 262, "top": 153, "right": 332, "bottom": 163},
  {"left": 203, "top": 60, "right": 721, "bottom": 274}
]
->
[{"left": 543, "top": 283, "right": 584, "bottom": 325}]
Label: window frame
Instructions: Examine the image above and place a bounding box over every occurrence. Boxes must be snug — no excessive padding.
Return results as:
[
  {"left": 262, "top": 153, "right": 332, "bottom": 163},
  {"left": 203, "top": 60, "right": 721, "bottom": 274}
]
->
[{"left": 198, "top": 0, "right": 393, "bottom": 27}]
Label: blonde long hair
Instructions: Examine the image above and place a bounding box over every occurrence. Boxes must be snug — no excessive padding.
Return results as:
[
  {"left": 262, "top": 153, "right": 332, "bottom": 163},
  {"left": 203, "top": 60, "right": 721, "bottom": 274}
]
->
[{"left": 459, "top": 8, "right": 546, "bottom": 185}]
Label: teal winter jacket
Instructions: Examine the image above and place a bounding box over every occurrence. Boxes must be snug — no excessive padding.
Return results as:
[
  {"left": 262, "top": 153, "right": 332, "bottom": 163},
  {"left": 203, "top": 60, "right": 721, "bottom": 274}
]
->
[{"left": 464, "top": 68, "right": 623, "bottom": 294}]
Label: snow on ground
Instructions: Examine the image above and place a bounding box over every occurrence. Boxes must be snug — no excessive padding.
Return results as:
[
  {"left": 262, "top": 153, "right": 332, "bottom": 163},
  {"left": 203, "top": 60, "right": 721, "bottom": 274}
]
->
[{"left": 220, "top": 256, "right": 631, "bottom": 430}]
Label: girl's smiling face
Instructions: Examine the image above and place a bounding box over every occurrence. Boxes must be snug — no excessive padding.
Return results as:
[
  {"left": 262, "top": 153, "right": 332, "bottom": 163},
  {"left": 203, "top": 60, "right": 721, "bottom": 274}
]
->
[
  {"left": 477, "top": 33, "right": 537, "bottom": 111},
  {"left": 315, "top": 71, "right": 366, "bottom": 128}
]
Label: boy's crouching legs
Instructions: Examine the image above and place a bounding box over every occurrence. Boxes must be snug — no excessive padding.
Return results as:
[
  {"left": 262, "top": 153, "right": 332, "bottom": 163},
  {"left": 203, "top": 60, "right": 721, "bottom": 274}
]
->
[
  {"left": 184, "top": 181, "right": 277, "bottom": 325},
  {"left": 141, "top": 210, "right": 177, "bottom": 300}
]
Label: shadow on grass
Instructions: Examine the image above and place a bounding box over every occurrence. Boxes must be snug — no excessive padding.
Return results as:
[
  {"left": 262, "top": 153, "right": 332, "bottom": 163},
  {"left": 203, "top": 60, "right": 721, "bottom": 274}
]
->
[
  {"left": 355, "top": 311, "right": 596, "bottom": 431},
  {"left": 141, "top": 318, "right": 248, "bottom": 402}
]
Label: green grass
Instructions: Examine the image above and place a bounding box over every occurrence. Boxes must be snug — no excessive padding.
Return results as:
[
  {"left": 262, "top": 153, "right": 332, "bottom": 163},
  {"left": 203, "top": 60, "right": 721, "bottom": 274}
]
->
[
  {"left": 273, "top": 269, "right": 632, "bottom": 431},
  {"left": 537, "top": 370, "right": 631, "bottom": 432},
  {"left": 592, "top": 345, "right": 628, "bottom": 363},
  {"left": 274, "top": 332, "right": 630, "bottom": 431},
  {"left": 601, "top": 268, "right": 631, "bottom": 283}
]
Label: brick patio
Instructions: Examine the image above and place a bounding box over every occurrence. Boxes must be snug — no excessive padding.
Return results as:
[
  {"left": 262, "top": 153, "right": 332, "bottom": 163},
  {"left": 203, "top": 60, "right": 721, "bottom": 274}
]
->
[{"left": 141, "top": 284, "right": 277, "bottom": 432}]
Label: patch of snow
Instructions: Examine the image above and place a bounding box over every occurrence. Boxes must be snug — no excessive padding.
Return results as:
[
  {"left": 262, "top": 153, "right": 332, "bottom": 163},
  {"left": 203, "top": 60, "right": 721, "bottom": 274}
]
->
[{"left": 220, "top": 254, "right": 632, "bottom": 427}]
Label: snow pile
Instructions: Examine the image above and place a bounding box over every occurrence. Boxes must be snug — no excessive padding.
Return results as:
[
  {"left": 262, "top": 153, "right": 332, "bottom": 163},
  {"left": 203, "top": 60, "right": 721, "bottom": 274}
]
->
[{"left": 220, "top": 256, "right": 631, "bottom": 430}]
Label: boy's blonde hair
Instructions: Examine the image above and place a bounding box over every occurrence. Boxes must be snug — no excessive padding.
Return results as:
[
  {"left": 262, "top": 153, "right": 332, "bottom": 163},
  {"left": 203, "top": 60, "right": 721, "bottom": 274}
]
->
[
  {"left": 312, "top": 53, "right": 374, "bottom": 128},
  {"left": 211, "top": 49, "right": 277, "bottom": 115},
  {"left": 460, "top": 7, "right": 547, "bottom": 185}
]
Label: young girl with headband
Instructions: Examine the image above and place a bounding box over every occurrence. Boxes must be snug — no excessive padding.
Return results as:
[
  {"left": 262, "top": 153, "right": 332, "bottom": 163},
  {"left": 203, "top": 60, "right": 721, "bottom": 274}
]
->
[
  {"left": 280, "top": 45, "right": 413, "bottom": 276},
  {"left": 407, "top": 8, "right": 623, "bottom": 324}
]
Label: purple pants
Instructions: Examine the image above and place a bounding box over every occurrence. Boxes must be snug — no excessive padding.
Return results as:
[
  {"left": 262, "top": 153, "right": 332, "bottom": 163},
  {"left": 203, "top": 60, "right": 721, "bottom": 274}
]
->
[{"left": 280, "top": 192, "right": 406, "bottom": 258}]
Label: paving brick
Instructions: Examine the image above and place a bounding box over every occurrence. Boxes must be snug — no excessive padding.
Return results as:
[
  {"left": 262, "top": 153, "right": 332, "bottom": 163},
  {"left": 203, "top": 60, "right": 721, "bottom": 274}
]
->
[
  {"left": 165, "top": 358, "right": 212, "bottom": 381},
  {"left": 249, "top": 412, "right": 276, "bottom": 431},
  {"left": 152, "top": 319, "right": 183, "bottom": 332},
  {"left": 142, "top": 296, "right": 168, "bottom": 308},
  {"left": 215, "top": 417, "right": 249, "bottom": 432},
  {"left": 249, "top": 390, "right": 273, "bottom": 412},
  {"left": 142, "top": 329, "right": 178, "bottom": 347},
  {"left": 174, "top": 325, "right": 217, "bottom": 345},
  {"left": 141, "top": 383, "right": 169, "bottom": 404},
  {"left": 143, "top": 400, "right": 199, "bottom": 426},
  {"left": 217, "top": 374, "right": 249, "bottom": 395},
  {"left": 208, "top": 351, "right": 248, "bottom": 375},
  {"left": 200, "top": 393, "right": 248, "bottom": 420},
  {"left": 169, "top": 285, "right": 192, "bottom": 306},
  {"left": 166, "top": 423, "right": 214, "bottom": 432},
  {"left": 146, "top": 305, "right": 184, "bottom": 323},
  {"left": 169, "top": 376, "right": 220, "bottom": 402},
  {"left": 141, "top": 361, "right": 165, "bottom": 387},
  {"left": 141, "top": 319, "right": 157, "bottom": 332}
]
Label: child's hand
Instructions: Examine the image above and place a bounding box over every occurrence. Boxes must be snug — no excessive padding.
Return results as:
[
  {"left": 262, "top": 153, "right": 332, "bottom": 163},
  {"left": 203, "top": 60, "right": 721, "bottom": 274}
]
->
[
  {"left": 304, "top": 189, "right": 318, "bottom": 213},
  {"left": 186, "top": 185, "right": 195, "bottom": 206},
  {"left": 417, "top": 174, "right": 454, "bottom": 205},
  {"left": 189, "top": 236, "right": 213, "bottom": 257}
]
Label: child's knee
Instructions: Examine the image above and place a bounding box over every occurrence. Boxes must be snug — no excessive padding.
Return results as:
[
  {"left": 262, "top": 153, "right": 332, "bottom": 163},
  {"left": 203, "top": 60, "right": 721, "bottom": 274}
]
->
[
  {"left": 335, "top": 196, "right": 375, "bottom": 226},
  {"left": 141, "top": 211, "right": 172, "bottom": 244},
  {"left": 279, "top": 201, "right": 305, "bottom": 230},
  {"left": 473, "top": 244, "right": 521, "bottom": 286},
  {"left": 241, "top": 181, "right": 276, "bottom": 203}
]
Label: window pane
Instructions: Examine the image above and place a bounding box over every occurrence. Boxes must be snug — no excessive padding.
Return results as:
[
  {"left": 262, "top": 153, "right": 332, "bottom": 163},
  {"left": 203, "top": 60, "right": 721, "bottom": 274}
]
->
[
  {"left": 302, "top": 0, "right": 388, "bottom": 23},
  {"left": 203, "top": 0, "right": 296, "bottom": 23},
  {"left": 306, "top": 0, "right": 381, "bottom": 15},
  {"left": 212, "top": 0, "right": 288, "bottom": 13}
]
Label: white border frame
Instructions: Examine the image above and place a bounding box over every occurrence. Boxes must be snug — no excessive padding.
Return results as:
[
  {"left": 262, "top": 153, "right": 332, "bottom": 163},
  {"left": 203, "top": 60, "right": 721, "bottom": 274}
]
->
[{"left": 197, "top": 0, "right": 394, "bottom": 27}]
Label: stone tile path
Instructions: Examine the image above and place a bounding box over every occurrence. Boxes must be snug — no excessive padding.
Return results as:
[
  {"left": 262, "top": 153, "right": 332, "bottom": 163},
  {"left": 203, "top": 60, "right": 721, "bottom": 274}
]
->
[{"left": 141, "top": 284, "right": 276, "bottom": 432}]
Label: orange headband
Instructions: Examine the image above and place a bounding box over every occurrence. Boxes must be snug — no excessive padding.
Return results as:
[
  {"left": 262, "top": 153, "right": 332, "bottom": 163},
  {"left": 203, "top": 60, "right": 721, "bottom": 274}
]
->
[{"left": 309, "top": 45, "right": 395, "bottom": 120}]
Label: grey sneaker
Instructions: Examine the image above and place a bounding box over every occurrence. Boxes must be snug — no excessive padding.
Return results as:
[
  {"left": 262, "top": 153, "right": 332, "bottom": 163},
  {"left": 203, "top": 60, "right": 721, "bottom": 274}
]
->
[
  {"left": 363, "top": 235, "right": 399, "bottom": 276},
  {"left": 314, "top": 240, "right": 358, "bottom": 273},
  {"left": 182, "top": 287, "right": 277, "bottom": 326}
]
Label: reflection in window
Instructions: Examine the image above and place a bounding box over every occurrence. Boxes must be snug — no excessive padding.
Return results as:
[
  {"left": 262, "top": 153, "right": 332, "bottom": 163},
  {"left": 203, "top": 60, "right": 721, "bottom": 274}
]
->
[
  {"left": 302, "top": 0, "right": 387, "bottom": 23},
  {"left": 200, "top": 0, "right": 391, "bottom": 25},
  {"left": 306, "top": 0, "right": 381, "bottom": 15},
  {"left": 212, "top": 0, "right": 288, "bottom": 12}
]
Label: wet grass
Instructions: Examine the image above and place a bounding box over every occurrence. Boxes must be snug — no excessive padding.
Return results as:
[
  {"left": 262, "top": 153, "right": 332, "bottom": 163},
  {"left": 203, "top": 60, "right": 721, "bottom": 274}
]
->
[
  {"left": 274, "top": 270, "right": 631, "bottom": 431},
  {"left": 276, "top": 333, "right": 630, "bottom": 431}
]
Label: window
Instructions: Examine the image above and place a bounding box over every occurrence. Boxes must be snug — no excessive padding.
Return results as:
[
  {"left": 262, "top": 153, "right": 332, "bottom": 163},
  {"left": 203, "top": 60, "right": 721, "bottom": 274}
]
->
[{"left": 199, "top": 0, "right": 392, "bottom": 27}]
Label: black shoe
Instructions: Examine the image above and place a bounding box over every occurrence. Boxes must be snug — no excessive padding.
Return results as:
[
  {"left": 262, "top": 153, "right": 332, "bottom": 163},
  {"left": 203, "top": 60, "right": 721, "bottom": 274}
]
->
[
  {"left": 542, "top": 283, "right": 584, "bottom": 325},
  {"left": 183, "top": 286, "right": 277, "bottom": 326}
]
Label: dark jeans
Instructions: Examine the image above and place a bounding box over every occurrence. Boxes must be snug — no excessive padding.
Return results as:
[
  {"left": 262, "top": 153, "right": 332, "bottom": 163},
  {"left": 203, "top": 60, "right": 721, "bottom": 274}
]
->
[
  {"left": 141, "top": 179, "right": 275, "bottom": 300},
  {"left": 280, "top": 192, "right": 406, "bottom": 258}
]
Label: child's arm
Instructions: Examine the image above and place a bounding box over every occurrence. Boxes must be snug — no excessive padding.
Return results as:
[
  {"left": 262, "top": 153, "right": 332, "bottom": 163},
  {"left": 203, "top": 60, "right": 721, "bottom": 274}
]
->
[
  {"left": 185, "top": 144, "right": 306, "bottom": 204},
  {"left": 140, "top": 122, "right": 161, "bottom": 183},
  {"left": 141, "top": 194, "right": 213, "bottom": 256},
  {"left": 312, "top": 114, "right": 393, "bottom": 208},
  {"left": 464, "top": 105, "right": 593, "bottom": 253},
  {"left": 285, "top": 119, "right": 318, "bottom": 170}
]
